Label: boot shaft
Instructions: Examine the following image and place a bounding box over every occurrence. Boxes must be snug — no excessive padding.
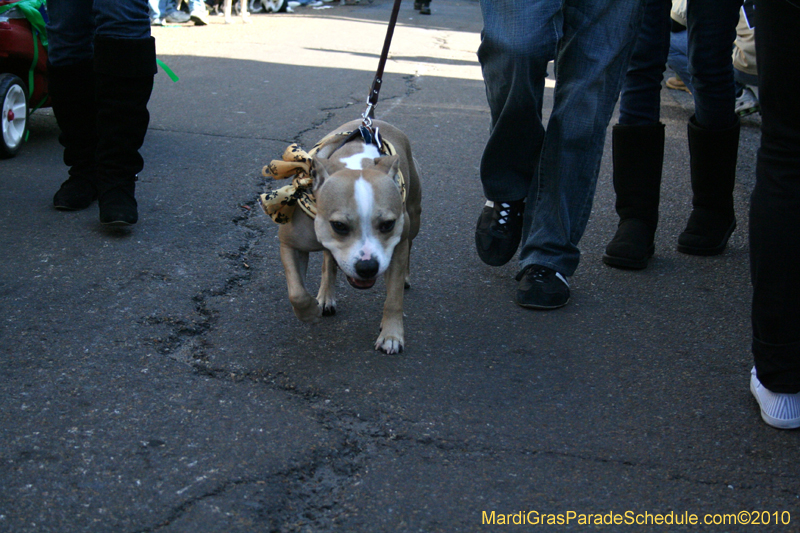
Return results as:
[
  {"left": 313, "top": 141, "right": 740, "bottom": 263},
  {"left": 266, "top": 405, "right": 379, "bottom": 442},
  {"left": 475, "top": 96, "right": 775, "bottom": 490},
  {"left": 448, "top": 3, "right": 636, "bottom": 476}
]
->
[
  {"left": 47, "top": 59, "right": 98, "bottom": 179},
  {"left": 93, "top": 36, "right": 156, "bottom": 193},
  {"left": 611, "top": 122, "right": 665, "bottom": 231},
  {"left": 687, "top": 115, "right": 740, "bottom": 214}
]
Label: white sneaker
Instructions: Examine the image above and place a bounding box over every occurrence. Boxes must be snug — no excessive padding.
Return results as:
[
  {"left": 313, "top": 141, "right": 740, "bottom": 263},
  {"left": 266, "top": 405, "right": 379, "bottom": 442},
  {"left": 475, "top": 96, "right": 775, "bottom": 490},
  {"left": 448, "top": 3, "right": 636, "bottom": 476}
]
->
[
  {"left": 735, "top": 86, "right": 760, "bottom": 117},
  {"left": 750, "top": 367, "right": 800, "bottom": 429},
  {"left": 190, "top": 9, "right": 208, "bottom": 25}
]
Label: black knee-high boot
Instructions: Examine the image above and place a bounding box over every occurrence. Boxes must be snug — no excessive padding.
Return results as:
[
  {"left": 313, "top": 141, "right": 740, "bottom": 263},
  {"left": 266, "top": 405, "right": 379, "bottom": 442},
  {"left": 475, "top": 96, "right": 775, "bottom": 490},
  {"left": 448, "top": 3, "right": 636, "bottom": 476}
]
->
[
  {"left": 49, "top": 59, "right": 99, "bottom": 211},
  {"left": 602, "top": 122, "right": 665, "bottom": 269},
  {"left": 677, "top": 115, "right": 740, "bottom": 255},
  {"left": 93, "top": 36, "right": 157, "bottom": 226}
]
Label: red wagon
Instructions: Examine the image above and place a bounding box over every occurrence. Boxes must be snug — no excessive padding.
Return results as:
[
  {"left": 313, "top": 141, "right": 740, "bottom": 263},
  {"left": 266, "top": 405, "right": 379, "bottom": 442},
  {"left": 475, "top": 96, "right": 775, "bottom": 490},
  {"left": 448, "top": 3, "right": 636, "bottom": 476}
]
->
[{"left": 0, "top": 0, "right": 49, "bottom": 158}]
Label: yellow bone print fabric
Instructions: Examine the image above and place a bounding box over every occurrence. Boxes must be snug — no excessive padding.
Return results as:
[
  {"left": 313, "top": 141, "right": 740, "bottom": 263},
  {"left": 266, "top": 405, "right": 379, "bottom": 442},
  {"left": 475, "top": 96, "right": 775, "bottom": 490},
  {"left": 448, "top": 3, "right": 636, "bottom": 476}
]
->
[{"left": 259, "top": 130, "right": 404, "bottom": 224}]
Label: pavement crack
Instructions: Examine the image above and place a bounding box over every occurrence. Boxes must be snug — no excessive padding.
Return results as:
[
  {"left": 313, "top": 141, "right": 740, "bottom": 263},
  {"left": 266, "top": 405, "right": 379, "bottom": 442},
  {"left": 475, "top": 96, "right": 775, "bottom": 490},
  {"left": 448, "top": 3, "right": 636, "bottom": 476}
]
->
[
  {"left": 131, "top": 477, "right": 262, "bottom": 533},
  {"left": 148, "top": 125, "right": 293, "bottom": 144}
]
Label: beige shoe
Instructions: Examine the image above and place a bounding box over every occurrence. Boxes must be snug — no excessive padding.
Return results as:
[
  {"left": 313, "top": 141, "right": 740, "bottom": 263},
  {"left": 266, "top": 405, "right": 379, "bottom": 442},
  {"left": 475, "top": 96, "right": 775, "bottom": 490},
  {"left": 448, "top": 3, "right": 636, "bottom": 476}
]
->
[{"left": 666, "top": 76, "right": 690, "bottom": 93}]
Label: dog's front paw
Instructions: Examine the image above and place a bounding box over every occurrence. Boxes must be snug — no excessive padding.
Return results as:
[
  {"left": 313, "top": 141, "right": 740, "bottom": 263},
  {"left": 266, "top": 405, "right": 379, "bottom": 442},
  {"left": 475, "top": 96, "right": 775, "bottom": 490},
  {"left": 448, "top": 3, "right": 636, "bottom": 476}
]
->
[
  {"left": 319, "top": 298, "right": 336, "bottom": 316},
  {"left": 375, "top": 331, "right": 404, "bottom": 354},
  {"left": 316, "top": 290, "right": 336, "bottom": 317}
]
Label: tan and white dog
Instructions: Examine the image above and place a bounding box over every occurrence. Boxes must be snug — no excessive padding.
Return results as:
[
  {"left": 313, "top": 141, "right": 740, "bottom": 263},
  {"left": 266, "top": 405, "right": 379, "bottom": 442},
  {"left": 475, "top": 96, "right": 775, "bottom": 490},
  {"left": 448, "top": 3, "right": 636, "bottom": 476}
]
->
[{"left": 260, "top": 119, "right": 421, "bottom": 354}]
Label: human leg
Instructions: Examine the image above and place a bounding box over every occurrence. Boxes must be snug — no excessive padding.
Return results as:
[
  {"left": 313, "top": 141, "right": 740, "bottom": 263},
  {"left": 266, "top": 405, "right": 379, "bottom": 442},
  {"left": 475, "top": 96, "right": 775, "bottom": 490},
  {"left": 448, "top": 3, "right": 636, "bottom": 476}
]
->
[
  {"left": 617, "top": 0, "right": 670, "bottom": 127},
  {"left": 676, "top": 0, "right": 741, "bottom": 255},
  {"left": 474, "top": 0, "right": 558, "bottom": 266},
  {"left": 666, "top": 29, "right": 694, "bottom": 94},
  {"left": 602, "top": 123, "right": 665, "bottom": 269},
  {"left": 676, "top": 116, "right": 739, "bottom": 255},
  {"left": 750, "top": 0, "right": 800, "bottom": 406},
  {"left": 686, "top": 0, "right": 740, "bottom": 130},
  {"left": 604, "top": 0, "right": 669, "bottom": 269},
  {"left": 518, "top": 0, "right": 644, "bottom": 278},
  {"left": 148, "top": 0, "right": 162, "bottom": 23},
  {"left": 46, "top": 0, "right": 99, "bottom": 209},
  {"left": 157, "top": 0, "right": 191, "bottom": 22},
  {"left": 188, "top": 0, "right": 210, "bottom": 25},
  {"left": 93, "top": 0, "right": 156, "bottom": 225},
  {"left": 49, "top": 58, "right": 99, "bottom": 210},
  {"left": 477, "top": 0, "right": 556, "bottom": 203},
  {"left": 45, "top": 0, "right": 95, "bottom": 67}
]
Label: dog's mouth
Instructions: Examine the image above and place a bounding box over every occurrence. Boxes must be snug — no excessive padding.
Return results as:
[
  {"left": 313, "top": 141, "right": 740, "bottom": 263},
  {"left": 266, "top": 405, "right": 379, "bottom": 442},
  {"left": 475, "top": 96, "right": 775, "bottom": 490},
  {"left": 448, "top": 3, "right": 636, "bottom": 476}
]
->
[{"left": 346, "top": 276, "right": 376, "bottom": 290}]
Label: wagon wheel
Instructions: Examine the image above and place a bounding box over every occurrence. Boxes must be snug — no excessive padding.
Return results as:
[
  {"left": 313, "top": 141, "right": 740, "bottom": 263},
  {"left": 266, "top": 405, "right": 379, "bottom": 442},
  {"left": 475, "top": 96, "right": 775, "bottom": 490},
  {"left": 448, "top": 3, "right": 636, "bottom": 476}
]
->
[{"left": 1, "top": 74, "right": 29, "bottom": 158}]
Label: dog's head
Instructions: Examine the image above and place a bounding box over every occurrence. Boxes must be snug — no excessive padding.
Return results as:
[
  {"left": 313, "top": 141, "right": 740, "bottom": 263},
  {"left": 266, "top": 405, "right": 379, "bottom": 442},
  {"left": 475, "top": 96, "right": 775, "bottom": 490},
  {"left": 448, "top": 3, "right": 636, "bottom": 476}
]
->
[{"left": 312, "top": 152, "right": 406, "bottom": 290}]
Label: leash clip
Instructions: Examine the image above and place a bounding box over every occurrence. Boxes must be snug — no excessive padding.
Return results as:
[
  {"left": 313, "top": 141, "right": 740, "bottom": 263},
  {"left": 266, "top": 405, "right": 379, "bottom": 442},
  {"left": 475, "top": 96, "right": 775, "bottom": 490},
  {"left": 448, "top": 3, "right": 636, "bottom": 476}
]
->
[{"left": 362, "top": 102, "right": 375, "bottom": 128}]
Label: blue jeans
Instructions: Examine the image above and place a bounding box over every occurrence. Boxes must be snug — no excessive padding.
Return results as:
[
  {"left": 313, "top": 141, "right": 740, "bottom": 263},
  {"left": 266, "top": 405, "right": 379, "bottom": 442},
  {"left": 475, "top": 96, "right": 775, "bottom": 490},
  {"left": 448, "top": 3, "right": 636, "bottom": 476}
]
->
[
  {"left": 618, "top": 0, "right": 671, "bottom": 126},
  {"left": 667, "top": 29, "right": 694, "bottom": 95},
  {"left": 149, "top": 0, "right": 205, "bottom": 20},
  {"left": 46, "top": 0, "right": 151, "bottom": 67},
  {"left": 619, "top": 0, "right": 739, "bottom": 128},
  {"left": 686, "top": 0, "right": 740, "bottom": 130},
  {"left": 478, "top": 0, "right": 644, "bottom": 276}
]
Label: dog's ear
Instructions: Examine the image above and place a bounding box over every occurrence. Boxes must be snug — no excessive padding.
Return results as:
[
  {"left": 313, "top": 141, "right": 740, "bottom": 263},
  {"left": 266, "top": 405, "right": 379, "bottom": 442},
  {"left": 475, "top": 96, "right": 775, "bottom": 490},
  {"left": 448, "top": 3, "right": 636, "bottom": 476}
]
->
[
  {"left": 373, "top": 155, "right": 401, "bottom": 189},
  {"left": 311, "top": 157, "right": 343, "bottom": 191}
]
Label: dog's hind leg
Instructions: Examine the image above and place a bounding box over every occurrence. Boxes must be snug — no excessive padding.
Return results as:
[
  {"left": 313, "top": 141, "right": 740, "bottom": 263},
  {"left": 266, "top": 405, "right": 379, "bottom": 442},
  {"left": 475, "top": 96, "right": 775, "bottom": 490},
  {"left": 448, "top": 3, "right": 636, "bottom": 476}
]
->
[
  {"left": 280, "top": 243, "right": 321, "bottom": 323},
  {"left": 223, "top": 0, "right": 233, "bottom": 23},
  {"left": 404, "top": 240, "right": 413, "bottom": 289},
  {"left": 317, "top": 249, "right": 337, "bottom": 316}
]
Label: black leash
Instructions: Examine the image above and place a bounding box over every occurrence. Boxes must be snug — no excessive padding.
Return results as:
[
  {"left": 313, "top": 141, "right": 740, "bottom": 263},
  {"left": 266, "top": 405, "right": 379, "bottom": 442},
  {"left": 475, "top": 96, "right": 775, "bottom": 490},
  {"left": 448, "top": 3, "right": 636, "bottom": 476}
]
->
[{"left": 362, "top": 0, "right": 404, "bottom": 127}]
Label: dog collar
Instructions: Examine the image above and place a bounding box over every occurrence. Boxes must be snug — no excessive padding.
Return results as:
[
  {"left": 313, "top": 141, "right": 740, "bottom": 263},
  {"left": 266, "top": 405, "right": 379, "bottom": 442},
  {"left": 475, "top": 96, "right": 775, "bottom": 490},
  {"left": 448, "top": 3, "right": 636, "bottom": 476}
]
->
[{"left": 259, "top": 128, "right": 405, "bottom": 224}]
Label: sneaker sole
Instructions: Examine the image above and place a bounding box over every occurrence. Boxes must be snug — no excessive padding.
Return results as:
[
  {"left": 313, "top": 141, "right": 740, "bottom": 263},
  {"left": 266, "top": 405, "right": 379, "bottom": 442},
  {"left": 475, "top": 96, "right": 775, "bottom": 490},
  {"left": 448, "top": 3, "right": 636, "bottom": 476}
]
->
[
  {"left": 665, "top": 81, "right": 690, "bottom": 92},
  {"left": 736, "top": 106, "right": 760, "bottom": 117},
  {"left": 514, "top": 296, "right": 570, "bottom": 310},
  {"left": 101, "top": 220, "right": 136, "bottom": 227},
  {"left": 54, "top": 203, "right": 92, "bottom": 211}
]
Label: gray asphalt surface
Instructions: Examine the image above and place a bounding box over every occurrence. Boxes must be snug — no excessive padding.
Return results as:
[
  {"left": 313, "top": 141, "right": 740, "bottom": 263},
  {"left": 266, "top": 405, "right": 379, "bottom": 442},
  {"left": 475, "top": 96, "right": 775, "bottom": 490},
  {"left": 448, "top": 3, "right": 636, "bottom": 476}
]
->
[{"left": 2, "top": 1, "right": 796, "bottom": 532}]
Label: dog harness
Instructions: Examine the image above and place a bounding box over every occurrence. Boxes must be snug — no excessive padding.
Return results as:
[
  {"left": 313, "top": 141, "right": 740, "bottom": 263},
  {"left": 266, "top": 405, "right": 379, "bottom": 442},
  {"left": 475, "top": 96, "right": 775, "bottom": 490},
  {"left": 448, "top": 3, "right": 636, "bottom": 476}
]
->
[{"left": 259, "top": 126, "right": 406, "bottom": 224}]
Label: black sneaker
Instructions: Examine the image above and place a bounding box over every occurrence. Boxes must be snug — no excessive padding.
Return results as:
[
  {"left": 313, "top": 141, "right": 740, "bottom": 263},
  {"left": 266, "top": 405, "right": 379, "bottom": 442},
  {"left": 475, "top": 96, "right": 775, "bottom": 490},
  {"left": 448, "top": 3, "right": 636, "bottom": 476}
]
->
[
  {"left": 515, "top": 264, "right": 570, "bottom": 309},
  {"left": 475, "top": 199, "right": 524, "bottom": 266}
]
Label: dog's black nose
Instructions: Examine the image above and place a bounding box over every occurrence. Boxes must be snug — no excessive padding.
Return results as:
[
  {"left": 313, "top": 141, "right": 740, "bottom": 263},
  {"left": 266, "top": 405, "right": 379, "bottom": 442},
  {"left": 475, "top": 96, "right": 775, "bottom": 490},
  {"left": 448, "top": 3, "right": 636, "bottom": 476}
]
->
[{"left": 355, "top": 258, "right": 379, "bottom": 279}]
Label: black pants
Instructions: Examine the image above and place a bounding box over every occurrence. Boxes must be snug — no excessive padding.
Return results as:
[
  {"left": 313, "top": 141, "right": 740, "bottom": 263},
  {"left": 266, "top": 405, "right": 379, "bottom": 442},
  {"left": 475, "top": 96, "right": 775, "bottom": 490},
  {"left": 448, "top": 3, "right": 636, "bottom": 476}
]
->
[{"left": 750, "top": 0, "right": 800, "bottom": 392}]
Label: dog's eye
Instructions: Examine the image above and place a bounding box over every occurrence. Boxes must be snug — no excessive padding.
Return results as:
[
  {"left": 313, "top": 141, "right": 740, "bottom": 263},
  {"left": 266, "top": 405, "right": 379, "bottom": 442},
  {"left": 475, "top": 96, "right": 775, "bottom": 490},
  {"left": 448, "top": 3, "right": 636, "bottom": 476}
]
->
[
  {"left": 378, "top": 220, "right": 396, "bottom": 233},
  {"left": 330, "top": 221, "right": 349, "bottom": 235}
]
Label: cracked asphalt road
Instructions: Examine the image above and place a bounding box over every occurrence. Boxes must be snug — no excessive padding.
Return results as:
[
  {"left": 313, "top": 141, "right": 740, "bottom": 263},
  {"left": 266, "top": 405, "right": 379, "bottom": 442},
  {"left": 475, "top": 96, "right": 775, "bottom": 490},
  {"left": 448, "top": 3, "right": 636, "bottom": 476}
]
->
[{"left": 2, "top": 1, "right": 797, "bottom": 531}]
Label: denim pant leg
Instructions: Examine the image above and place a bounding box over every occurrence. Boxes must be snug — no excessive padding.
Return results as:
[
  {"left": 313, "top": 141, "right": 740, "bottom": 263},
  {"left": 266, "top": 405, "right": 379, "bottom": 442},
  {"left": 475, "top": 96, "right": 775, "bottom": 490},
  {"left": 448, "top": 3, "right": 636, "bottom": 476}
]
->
[
  {"left": 686, "top": 0, "right": 740, "bottom": 130},
  {"left": 188, "top": 0, "right": 206, "bottom": 13},
  {"left": 148, "top": 0, "right": 161, "bottom": 20},
  {"left": 618, "top": 0, "right": 671, "bottom": 126},
  {"left": 94, "top": 0, "right": 151, "bottom": 40},
  {"left": 477, "top": 0, "right": 561, "bottom": 203},
  {"left": 46, "top": 0, "right": 95, "bottom": 66},
  {"left": 46, "top": 0, "right": 151, "bottom": 66},
  {"left": 750, "top": 0, "right": 800, "bottom": 393},
  {"left": 667, "top": 29, "right": 694, "bottom": 95},
  {"left": 518, "top": 0, "right": 644, "bottom": 276}
]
